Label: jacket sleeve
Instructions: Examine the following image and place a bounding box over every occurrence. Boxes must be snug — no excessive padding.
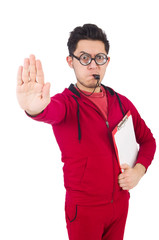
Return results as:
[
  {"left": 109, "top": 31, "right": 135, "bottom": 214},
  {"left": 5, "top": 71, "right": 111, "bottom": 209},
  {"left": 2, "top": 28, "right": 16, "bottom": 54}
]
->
[
  {"left": 121, "top": 95, "right": 156, "bottom": 170},
  {"left": 25, "top": 93, "right": 67, "bottom": 125}
]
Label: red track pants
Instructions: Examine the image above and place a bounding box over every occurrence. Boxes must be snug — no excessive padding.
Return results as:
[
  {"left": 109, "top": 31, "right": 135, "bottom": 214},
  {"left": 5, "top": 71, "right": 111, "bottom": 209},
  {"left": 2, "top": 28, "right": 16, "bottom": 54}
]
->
[{"left": 65, "top": 192, "right": 129, "bottom": 240}]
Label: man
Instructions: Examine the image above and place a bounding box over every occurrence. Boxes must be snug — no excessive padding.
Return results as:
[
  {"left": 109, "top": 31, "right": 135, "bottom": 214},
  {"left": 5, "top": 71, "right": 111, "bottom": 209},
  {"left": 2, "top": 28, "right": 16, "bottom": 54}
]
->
[{"left": 16, "top": 24, "right": 156, "bottom": 240}]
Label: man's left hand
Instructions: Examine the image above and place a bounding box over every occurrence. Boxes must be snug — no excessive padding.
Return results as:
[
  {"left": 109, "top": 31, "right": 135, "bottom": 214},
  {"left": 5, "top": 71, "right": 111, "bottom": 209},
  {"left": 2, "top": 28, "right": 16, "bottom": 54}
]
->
[{"left": 118, "top": 163, "right": 146, "bottom": 191}]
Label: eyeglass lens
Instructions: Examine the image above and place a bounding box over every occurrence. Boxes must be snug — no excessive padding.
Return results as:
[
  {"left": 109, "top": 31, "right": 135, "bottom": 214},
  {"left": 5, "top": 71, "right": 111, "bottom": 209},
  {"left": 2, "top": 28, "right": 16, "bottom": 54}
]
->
[{"left": 80, "top": 53, "right": 107, "bottom": 65}]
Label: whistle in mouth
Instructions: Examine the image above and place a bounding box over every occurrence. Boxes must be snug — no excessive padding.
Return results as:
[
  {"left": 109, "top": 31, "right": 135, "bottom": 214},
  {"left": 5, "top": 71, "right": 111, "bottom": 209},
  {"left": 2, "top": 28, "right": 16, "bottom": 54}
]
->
[{"left": 93, "top": 74, "right": 100, "bottom": 80}]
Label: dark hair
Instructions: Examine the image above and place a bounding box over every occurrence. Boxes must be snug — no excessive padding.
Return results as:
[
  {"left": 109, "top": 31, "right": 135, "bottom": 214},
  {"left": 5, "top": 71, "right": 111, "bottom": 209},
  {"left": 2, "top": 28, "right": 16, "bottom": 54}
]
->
[{"left": 67, "top": 24, "right": 110, "bottom": 55}]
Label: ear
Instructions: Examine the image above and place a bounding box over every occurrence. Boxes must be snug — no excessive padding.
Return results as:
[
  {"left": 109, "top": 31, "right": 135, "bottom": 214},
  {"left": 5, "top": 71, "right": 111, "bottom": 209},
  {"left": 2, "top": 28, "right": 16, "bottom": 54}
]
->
[
  {"left": 66, "top": 56, "right": 73, "bottom": 68},
  {"left": 106, "top": 56, "right": 110, "bottom": 67}
]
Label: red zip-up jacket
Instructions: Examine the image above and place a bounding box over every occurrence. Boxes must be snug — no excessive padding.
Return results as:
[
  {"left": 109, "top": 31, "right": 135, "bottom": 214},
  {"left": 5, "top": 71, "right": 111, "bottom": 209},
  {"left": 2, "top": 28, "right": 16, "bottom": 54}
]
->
[{"left": 27, "top": 84, "right": 156, "bottom": 205}]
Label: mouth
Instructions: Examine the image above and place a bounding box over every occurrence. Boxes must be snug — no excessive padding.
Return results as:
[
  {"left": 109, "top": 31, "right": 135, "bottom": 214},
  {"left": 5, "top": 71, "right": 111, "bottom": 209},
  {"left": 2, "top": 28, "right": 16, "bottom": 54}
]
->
[{"left": 92, "top": 74, "right": 100, "bottom": 80}]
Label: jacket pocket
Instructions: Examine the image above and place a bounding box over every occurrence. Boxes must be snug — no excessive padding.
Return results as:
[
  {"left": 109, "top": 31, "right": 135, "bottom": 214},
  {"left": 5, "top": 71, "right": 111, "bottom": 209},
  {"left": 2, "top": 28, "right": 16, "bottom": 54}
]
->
[
  {"left": 81, "top": 154, "right": 114, "bottom": 195},
  {"left": 63, "top": 156, "right": 88, "bottom": 188},
  {"left": 65, "top": 201, "right": 78, "bottom": 223}
]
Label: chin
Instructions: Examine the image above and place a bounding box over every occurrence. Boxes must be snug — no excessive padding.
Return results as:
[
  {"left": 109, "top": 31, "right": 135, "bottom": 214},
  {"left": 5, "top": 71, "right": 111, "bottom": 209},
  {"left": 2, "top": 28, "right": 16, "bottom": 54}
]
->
[
  {"left": 88, "top": 83, "right": 98, "bottom": 88},
  {"left": 78, "top": 79, "right": 98, "bottom": 89}
]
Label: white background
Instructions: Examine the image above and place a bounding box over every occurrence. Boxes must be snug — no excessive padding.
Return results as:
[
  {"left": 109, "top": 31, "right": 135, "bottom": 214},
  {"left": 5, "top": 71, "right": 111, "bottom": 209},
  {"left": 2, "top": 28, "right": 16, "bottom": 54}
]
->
[{"left": 0, "top": 0, "right": 159, "bottom": 239}]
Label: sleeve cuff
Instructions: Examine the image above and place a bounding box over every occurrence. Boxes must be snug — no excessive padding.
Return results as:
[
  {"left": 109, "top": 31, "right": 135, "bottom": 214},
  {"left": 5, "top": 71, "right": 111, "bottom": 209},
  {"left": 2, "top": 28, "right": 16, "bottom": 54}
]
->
[{"left": 25, "top": 110, "right": 44, "bottom": 118}]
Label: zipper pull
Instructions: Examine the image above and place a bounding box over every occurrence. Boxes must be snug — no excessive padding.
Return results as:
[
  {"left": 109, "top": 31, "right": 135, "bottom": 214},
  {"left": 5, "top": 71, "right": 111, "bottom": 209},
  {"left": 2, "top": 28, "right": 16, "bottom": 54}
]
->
[{"left": 106, "top": 121, "right": 109, "bottom": 128}]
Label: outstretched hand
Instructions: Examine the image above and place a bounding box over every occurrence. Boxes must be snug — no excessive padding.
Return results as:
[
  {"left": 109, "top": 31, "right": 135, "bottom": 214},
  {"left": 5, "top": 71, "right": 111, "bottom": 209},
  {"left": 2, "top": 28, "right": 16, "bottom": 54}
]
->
[{"left": 16, "top": 55, "right": 51, "bottom": 116}]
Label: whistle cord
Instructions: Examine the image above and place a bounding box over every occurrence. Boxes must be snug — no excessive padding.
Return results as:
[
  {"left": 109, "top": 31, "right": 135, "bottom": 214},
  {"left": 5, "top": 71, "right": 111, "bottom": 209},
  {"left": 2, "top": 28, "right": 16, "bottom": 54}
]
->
[{"left": 75, "top": 79, "right": 101, "bottom": 97}]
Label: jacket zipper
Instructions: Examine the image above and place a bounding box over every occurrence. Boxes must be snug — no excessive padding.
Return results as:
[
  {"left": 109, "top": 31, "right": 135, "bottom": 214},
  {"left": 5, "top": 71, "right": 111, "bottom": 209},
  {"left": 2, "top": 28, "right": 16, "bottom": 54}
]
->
[
  {"left": 106, "top": 121, "right": 109, "bottom": 128},
  {"left": 99, "top": 97, "right": 117, "bottom": 203},
  {"left": 90, "top": 103, "right": 115, "bottom": 203},
  {"left": 105, "top": 119, "right": 115, "bottom": 203},
  {"left": 77, "top": 91, "right": 118, "bottom": 203},
  {"left": 87, "top": 97, "right": 116, "bottom": 203},
  {"left": 105, "top": 93, "right": 119, "bottom": 203}
]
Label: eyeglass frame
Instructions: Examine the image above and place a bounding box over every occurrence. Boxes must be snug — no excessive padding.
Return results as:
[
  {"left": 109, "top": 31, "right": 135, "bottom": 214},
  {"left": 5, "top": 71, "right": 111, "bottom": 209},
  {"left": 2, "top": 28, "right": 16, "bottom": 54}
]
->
[{"left": 70, "top": 52, "right": 108, "bottom": 66}]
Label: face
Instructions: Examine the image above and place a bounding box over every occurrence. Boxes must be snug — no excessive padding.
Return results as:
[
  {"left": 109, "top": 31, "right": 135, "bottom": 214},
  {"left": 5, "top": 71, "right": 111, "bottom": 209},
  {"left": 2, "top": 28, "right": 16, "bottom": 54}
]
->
[{"left": 67, "top": 40, "right": 110, "bottom": 92}]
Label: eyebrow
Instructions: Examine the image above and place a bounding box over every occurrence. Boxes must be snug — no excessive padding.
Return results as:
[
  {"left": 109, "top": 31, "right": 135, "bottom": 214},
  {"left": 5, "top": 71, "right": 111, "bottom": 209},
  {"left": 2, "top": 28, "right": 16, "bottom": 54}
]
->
[
  {"left": 79, "top": 51, "right": 106, "bottom": 55},
  {"left": 80, "top": 51, "right": 88, "bottom": 54}
]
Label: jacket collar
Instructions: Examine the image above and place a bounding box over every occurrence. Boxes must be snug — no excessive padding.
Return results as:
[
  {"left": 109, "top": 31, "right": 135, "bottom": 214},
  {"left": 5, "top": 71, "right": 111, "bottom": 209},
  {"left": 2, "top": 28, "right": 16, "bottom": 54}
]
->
[
  {"left": 68, "top": 83, "right": 115, "bottom": 97},
  {"left": 68, "top": 83, "right": 125, "bottom": 118}
]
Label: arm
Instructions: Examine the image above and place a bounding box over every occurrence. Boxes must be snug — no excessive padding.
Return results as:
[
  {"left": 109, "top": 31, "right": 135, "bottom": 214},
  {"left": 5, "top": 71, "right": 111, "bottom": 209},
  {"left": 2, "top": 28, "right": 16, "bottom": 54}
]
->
[
  {"left": 119, "top": 94, "right": 156, "bottom": 170},
  {"left": 117, "top": 95, "right": 156, "bottom": 190}
]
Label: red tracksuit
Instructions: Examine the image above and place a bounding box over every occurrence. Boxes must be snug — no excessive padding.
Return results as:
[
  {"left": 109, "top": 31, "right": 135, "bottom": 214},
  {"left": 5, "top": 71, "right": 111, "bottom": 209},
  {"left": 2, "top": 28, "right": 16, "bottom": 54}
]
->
[{"left": 27, "top": 84, "right": 156, "bottom": 239}]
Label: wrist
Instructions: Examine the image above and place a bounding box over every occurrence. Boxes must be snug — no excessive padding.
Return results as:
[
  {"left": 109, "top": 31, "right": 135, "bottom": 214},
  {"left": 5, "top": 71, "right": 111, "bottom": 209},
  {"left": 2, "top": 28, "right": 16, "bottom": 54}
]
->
[
  {"left": 25, "top": 110, "right": 43, "bottom": 117},
  {"left": 134, "top": 163, "right": 146, "bottom": 178}
]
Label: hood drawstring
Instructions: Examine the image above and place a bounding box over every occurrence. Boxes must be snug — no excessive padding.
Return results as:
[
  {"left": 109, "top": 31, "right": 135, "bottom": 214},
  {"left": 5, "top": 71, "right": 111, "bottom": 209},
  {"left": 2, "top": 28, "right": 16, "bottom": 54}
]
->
[
  {"left": 70, "top": 85, "right": 125, "bottom": 143},
  {"left": 115, "top": 92, "right": 125, "bottom": 117},
  {"left": 72, "top": 96, "right": 81, "bottom": 142}
]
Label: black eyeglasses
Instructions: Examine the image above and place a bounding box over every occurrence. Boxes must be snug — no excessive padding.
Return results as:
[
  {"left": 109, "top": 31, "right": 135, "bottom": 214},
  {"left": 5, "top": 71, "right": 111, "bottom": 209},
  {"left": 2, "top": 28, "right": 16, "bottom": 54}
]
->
[{"left": 70, "top": 52, "right": 108, "bottom": 66}]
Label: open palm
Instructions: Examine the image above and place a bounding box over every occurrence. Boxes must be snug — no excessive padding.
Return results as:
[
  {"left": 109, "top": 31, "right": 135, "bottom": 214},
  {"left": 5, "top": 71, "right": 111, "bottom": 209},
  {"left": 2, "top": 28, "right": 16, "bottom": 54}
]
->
[{"left": 16, "top": 55, "right": 51, "bottom": 116}]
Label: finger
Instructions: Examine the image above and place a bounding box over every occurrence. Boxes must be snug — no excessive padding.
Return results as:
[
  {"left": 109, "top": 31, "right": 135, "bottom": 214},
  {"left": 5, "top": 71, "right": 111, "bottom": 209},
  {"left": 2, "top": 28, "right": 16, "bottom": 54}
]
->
[
  {"left": 42, "top": 82, "right": 51, "bottom": 99},
  {"left": 118, "top": 178, "right": 126, "bottom": 185},
  {"left": 119, "top": 182, "right": 126, "bottom": 188},
  {"left": 17, "top": 66, "right": 23, "bottom": 86},
  {"left": 121, "top": 164, "right": 131, "bottom": 171},
  {"left": 122, "top": 186, "right": 129, "bottom": 191},
  {"left": 29, "top": 54, "right": 36, "bottom": 82},
  {"left": 36, "top": 59, "right": 44, "bottom": 84},
  {"left": 22, "top": 58, "right": 30, "bottom": 83},
  {"left": 119, "top": 181, "right": 127, "bottom": 190},
  {"left": 118, "top": 174, "right": 125, "bottom": 180},
  {"left": 119, "top": 179, "right": 129, "bottom": 190}
]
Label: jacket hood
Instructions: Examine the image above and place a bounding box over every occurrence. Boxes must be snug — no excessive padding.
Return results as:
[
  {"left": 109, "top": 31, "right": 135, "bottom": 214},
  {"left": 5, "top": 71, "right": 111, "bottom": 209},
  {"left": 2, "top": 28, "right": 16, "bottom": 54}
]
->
[{"left": 66, "top": 83, "right": 125, "bottom": 142}]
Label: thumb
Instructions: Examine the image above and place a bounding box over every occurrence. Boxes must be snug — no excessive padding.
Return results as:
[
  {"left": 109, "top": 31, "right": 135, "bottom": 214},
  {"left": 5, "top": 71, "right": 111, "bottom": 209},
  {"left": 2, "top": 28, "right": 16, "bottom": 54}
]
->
[
  {"left": 120, "top": 164, "right": 131, "bottom": 171},
  {"left": 42, "top": 82, "right": 51, "bottom": 99}
]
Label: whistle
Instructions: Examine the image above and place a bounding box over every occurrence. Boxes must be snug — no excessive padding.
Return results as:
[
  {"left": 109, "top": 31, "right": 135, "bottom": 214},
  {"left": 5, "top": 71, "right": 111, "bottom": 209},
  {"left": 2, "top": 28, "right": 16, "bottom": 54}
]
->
[{"left": 93, "top": 74, "right": 100, "bottom": 80}]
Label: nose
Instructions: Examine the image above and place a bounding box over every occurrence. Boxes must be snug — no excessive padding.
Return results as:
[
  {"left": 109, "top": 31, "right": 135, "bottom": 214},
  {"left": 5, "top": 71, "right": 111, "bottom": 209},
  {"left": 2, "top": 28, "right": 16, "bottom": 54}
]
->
[{"left": 88, "top": 59, "right": 98, "bottom": 69}]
